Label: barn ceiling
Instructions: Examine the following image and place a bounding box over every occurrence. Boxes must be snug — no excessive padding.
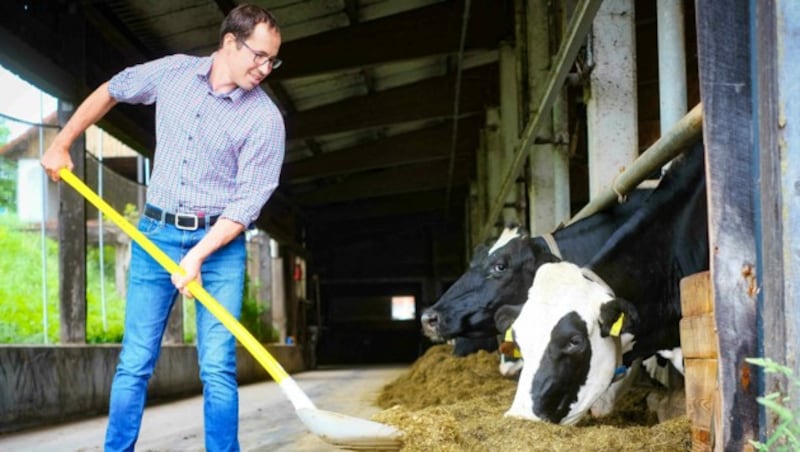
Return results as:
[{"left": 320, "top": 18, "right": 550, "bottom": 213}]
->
[{"left": 0, "top": 0, "right": 514, "bottom": 258}]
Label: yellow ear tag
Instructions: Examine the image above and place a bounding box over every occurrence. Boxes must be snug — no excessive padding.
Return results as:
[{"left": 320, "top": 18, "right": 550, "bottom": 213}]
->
[
  {"left": 504, "top": 327, "right": 514, "bottom": 342},
  {"left": 610, "top": 313, "right": 625, "bottom": 337}
]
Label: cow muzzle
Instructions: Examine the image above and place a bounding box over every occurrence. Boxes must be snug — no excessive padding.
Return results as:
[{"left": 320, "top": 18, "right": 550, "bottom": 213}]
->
[{"left": 420, "top": 309, "right": 443, "bottom": 341}]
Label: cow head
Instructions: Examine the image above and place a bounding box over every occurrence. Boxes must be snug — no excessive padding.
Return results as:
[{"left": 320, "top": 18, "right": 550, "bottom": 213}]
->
[
  {"left": 421, "top": 226, "right": 558, "bottom": 342},
  {"left": 505, "top": 261, "right": 638, "bottom": 425}
]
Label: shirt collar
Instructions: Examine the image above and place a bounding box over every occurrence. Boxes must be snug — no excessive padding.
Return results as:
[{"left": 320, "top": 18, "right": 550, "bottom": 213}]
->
[{"left": 196, "top": 54, "right": 246, "bottom": 102}]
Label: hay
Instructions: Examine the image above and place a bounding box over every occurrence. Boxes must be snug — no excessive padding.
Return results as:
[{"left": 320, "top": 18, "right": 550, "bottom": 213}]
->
[{"left": 373, "top": 345, "right": 691, "bottom": 451}]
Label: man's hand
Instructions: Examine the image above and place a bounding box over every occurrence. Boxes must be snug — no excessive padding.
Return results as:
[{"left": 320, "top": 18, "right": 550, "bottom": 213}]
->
[
  {"left": 172, "top": 252, "right": 204, "bottom": 298},
  {"left": 40, "top": 143, "right": 74, "bottom": 182}
]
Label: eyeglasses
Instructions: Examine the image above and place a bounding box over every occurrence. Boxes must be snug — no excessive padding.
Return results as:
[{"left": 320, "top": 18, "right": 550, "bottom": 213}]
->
[{"left": 240, "top": 40, "right": 282, "bottom": 69}]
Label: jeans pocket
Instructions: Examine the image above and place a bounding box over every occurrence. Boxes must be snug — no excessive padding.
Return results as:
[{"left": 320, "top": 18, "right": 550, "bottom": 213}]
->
[{"left": 138, "top": 216, "right": 163, "bottom": 236}]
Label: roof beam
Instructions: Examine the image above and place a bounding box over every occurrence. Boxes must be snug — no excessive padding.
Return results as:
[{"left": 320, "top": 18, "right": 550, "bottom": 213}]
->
[
  {"left": 270, "top": 0, "right": 511, "bottom": 80},
  {"left": 285, "top": 64, "right": 497, "bottom": 140},
  {"left": 282, "top": 116, "right": 481, "bottom": 182}
]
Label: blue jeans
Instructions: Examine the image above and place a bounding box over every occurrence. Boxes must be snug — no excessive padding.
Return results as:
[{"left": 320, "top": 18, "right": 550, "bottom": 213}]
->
[{"left": 105, "top": 214, "right": 246, "bottom": 452}]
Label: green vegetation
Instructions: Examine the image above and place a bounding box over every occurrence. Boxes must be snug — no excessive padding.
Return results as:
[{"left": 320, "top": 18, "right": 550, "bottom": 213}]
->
[
  {"left": 0, "top": 214, "right": 275, "bottom": 344},
  {"left": 747, "top": 357, "right": 799, "bottom": 451},
  {"left": 0, "top": 214, "right": 126, "bottom": 343},
  {"left": 241, "top": 273, "right": 277, "bottom": 343}
]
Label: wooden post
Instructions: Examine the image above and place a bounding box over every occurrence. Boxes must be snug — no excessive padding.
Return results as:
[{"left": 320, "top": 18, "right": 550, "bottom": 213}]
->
[
  {"left": 696, "top": 0, "right": 759, "bottom": 449},
  {"left": 57, "top": 99, "right": 87, "bottom": 344}
]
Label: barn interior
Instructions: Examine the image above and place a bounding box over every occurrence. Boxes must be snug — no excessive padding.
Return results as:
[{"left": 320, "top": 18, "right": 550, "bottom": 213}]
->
[
  {"left": 4, "top": 2, "right": 797, "bottom": 450},
  {"left": 0, "top": 0, "right": 699, "bottom": 365}
]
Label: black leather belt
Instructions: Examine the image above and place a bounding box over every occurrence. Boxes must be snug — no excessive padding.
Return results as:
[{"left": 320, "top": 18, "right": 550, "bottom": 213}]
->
[{"left": 144, "top": 204, "right": 220, "bottom": 231}]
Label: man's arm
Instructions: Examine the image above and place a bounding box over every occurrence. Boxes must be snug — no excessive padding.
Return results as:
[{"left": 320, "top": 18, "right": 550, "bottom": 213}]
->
[{"left": 41, "top": 81, "right": 118, "bottom": 182}]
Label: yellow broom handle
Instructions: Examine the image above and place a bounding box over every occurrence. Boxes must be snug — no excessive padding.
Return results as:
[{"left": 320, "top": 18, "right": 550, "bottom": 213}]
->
[{"left": 59, "top": 168, "right": 290, "bottom": 383}]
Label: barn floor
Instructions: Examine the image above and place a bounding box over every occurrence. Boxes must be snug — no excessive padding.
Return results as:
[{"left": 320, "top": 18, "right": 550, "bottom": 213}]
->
[{"left": 0, "top": 365, "right": 407, "bottom": 451}]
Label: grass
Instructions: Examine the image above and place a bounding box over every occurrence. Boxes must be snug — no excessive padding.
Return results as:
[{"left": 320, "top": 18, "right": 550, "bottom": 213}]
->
[{"left": 0, "top": 214, "right": 126, "bottom": 343}]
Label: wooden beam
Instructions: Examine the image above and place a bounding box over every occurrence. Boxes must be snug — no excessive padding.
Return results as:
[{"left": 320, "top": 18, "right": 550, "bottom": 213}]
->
[
  {"left": 285, "top": 64, "right": 498, "bottom": 140},
  {"left": 696, "top": 0, "right": 759, "bottom": 449},
  {"left": 282, "top": 116, "right": 481, "bottom": 182},
  {"left": 270, "top": 1, "right": 512, "bottom": 80}
]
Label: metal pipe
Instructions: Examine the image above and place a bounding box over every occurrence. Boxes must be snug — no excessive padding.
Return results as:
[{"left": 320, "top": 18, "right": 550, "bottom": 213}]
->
[
  {"left": 567, "top": 103, "right": 703, "bottom": 225},
  {"left": 38, "top": 92, "right": 48, "bottom": 344},
  {"left": 97, "top": 128, "right": 107, "bottom": 332}
]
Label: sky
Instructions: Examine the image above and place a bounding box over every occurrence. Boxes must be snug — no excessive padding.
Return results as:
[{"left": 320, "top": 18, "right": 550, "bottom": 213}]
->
[{"left": 0, "top": 64, "right": 57, "bottom": 141}]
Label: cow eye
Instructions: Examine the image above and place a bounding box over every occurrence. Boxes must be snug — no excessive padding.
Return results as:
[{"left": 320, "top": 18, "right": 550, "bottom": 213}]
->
[{"left": 493, "top": 263, "right": 507, "bottom": 273}]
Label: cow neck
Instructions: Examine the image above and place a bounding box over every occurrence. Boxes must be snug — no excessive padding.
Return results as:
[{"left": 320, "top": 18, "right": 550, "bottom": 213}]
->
[{"left": 579, "top": 267, "right": 626, "bottom": 383}]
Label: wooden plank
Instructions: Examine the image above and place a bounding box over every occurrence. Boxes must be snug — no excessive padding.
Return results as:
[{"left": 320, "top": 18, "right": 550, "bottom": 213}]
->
[
  {"left": 695, "top": 0, "right": 759, "bottom": 449},
  {"left": 684, "top": 358, "right": 717, "bottom": 449},
  {"left": 679, "top": 314, "right": 717, "bottom": 359},
  {"left": 680, "top": 270, "right": 712, "bottom": 317}
]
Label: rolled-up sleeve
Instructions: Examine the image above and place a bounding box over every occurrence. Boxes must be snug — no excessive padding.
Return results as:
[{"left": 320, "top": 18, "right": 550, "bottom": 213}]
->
[{"left": 220, "top": 109, "right": 285, "bottom": 226}]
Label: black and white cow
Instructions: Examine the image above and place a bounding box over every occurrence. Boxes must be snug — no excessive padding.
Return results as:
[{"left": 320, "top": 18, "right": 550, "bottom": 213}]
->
[
  {"left": 421, "top": 187, "right": 653, "bottom": 356},
  {"left": 506, "top": 140, "right": 708, "bottom": 424}
]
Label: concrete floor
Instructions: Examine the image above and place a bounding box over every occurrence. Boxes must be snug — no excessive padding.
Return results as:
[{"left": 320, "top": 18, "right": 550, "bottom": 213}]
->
[{"left": 0, "top": 366, "right": 407, "bottom": 452}]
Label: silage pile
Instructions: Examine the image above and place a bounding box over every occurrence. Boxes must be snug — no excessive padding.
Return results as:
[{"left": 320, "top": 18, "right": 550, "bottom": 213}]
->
[{"left": 373, "top": 344, "right": 691, "bottom": 451}]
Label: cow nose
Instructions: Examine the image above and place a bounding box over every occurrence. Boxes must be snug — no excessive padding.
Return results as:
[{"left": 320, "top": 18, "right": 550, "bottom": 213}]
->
[{"left": 421, "top": 310, "right": 438, "bottom": 328}]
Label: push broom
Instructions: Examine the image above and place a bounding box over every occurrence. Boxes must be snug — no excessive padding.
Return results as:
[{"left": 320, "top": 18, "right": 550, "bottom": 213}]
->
[{"left": 59, "top": 168, "right": 402, "bottom": 450}]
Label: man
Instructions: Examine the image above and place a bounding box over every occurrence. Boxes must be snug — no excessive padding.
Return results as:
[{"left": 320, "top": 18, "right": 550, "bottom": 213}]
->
[{"left": 40, "top": 4, "right": 284, "bottom": 451}]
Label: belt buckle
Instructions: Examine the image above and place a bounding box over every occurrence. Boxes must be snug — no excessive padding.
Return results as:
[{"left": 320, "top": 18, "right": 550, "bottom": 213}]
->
[{"left": 175, "top": 213, "right": 199, "bottom": 231}]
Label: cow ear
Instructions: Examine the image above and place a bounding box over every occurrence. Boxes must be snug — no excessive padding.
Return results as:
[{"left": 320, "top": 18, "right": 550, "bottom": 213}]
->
[
  {"left": 494, "top": 304, "right": 523, "bottom": 333},
  {"left": 598, "top": 297, "right": 639, "bottom": 337}
]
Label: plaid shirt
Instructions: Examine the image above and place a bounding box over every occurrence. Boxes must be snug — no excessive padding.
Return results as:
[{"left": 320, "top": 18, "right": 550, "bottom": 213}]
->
[{"left": 108, "top": 54, "right": 285, "bottom": 227}]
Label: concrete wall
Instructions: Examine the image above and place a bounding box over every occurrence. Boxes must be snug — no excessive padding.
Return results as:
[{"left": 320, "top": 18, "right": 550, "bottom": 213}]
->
[{"left": 0, "top": 343, "right": 305, "bottom": 434}]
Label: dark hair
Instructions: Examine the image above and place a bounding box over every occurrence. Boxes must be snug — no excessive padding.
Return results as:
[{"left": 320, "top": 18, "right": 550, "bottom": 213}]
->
[{"left": 219, "top": 4, "right": 280, "bottom": 48}]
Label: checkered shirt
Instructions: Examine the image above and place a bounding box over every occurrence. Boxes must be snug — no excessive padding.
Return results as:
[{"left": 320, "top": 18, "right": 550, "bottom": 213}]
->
[{"left": 108, "top": 54, "right": 285, "bottom": 227}]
